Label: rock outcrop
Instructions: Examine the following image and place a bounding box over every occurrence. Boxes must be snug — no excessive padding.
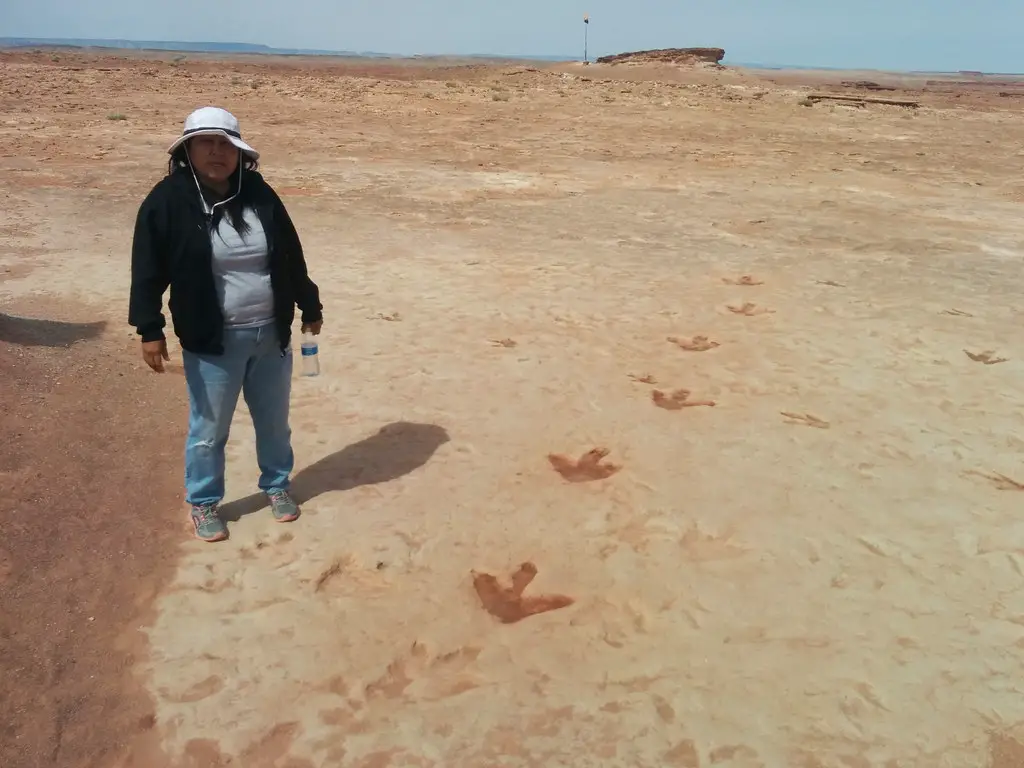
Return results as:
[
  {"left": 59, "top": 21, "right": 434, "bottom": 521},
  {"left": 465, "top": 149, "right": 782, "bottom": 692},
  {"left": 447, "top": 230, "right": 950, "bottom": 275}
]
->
[{"left": 596, "top": 47, "right": 725, "bottom": 66}]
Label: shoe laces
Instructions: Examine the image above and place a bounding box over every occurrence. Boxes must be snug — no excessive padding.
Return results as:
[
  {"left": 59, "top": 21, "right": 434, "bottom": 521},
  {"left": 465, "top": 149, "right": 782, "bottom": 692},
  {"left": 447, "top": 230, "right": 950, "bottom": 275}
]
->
[{"left": 192, "top": 504, "right": 219, "bottom": 524}]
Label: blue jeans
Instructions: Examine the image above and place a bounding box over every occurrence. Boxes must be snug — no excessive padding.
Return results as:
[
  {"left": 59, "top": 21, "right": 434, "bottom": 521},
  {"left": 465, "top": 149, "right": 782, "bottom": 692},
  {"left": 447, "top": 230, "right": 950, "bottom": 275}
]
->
[{"left": 182, "top": 324, "right": 294, "bottom": 506}]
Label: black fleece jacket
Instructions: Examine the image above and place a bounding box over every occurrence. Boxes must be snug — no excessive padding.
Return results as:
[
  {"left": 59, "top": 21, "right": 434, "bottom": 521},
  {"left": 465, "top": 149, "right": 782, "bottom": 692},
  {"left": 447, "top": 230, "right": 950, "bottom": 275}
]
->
[{"left": 128, "top": 170, "right": 323, "bottom": 355}]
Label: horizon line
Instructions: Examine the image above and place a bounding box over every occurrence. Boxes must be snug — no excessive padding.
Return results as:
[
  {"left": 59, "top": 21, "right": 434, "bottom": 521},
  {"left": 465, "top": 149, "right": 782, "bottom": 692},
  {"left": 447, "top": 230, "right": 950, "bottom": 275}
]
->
[{"left": 1, "top": 36, "right": 1020, "bottom": 77}]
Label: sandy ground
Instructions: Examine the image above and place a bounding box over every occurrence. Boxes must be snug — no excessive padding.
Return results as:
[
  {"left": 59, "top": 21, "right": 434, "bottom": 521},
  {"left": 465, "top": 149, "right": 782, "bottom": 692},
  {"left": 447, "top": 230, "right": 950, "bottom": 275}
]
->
[{"left": 4, "top": 49, "right": 1024, "bottom": 768}]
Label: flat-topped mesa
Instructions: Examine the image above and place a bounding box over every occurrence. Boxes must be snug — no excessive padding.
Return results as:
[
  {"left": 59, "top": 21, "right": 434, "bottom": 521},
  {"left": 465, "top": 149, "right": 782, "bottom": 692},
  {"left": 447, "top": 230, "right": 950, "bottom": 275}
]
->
[{"left": 595, "top": 47, "right": 726, "bottom": 66}]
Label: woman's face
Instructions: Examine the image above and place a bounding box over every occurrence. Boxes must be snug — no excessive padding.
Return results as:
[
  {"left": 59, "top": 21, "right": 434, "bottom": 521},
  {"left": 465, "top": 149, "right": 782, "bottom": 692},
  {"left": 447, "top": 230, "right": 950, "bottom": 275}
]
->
[{"left": 187, "top": 134, "right": 239, "bottom": 185}]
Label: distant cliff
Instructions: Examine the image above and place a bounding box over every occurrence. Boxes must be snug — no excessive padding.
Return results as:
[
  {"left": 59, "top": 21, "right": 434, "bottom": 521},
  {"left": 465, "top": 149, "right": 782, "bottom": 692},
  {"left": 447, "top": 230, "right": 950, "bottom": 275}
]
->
[
  {"left": 0, "top": 38, "right": 372, "bottom": 57},
  {"left": 596, "top": 48, "right": 726, "bottom": 66}
]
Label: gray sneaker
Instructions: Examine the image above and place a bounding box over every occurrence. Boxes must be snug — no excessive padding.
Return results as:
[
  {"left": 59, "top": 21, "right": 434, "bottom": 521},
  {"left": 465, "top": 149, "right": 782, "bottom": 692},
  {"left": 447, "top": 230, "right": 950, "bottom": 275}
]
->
[
  {"left": 267, "top": 490, "right": 300, "bottom": 523},
  {"left": 190, "top": 503, "right": 228, "bottom": 542}
]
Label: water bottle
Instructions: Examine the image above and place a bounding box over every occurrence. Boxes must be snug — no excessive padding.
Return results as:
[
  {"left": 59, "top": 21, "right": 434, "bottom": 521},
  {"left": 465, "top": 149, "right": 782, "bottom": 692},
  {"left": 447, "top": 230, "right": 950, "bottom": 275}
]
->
[{"left": 300, "top": 332, "right": 320, "bottom": 377}]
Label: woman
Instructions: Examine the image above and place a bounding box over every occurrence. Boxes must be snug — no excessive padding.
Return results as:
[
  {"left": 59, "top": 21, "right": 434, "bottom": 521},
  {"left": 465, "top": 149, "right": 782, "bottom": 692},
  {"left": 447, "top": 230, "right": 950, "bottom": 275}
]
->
[{"left": 129, "top": 106, "right": 323, "bottom": 543}]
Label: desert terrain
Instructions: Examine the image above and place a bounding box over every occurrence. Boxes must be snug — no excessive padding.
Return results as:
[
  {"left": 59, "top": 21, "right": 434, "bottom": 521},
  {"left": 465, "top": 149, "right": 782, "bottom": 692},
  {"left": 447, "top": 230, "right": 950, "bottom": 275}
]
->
[{"left": 3, "top": 48, "right": 1024, "bottom": 768}]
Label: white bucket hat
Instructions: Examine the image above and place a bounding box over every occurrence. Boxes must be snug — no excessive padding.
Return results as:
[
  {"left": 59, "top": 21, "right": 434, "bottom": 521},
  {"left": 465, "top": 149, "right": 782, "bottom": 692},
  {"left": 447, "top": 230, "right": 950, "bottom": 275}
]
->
[{"left": 167, "top": 106, "right": 260, "bottom": 161}]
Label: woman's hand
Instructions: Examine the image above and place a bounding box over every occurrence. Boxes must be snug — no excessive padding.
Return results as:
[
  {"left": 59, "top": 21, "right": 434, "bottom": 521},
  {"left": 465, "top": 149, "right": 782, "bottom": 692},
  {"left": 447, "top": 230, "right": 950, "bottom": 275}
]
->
[
  {"left": 302, "top": 320, "right": 323, "bottom": 335},
  {"left": 142, "top": 340, "right": 169, "bottom": 372}
]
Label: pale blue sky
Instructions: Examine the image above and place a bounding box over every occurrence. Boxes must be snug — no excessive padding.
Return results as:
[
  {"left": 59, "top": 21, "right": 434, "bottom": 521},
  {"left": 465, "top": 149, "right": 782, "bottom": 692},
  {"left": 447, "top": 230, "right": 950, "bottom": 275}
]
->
[{"left": 1, "top": 1, "right": 1021, "bottom": 73}]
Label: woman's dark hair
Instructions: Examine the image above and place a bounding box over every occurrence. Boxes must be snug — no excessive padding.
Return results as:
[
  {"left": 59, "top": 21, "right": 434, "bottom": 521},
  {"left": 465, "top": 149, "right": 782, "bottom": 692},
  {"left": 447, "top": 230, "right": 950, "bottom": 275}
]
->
[{"left": 168, "top": 142, "right": 259, "bottom": 236}]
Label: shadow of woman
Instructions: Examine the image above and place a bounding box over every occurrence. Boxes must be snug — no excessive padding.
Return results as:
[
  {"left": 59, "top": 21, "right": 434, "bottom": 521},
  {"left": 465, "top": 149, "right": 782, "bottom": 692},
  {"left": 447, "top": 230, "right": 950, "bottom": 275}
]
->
[
  {"left": 0, "top": 313, "right": 107, "bottom": 348},
  {"left": 219, "top": 421, "right": 450, "bottom": 522}
]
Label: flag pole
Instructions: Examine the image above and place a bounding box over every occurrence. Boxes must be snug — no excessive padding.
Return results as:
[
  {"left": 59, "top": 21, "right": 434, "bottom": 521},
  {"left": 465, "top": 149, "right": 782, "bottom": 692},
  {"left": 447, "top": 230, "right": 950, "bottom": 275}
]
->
[{"left": 583, "top": 13, "right": 590, "bottom": 64}]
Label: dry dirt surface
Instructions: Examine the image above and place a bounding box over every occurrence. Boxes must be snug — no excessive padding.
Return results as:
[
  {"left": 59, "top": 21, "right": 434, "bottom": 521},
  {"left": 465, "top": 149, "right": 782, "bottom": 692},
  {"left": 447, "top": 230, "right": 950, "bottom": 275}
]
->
[
  {"left": 3, "top": 48, "right": 1024, "bottom": 767},
  {"left": 0, "top": 298, "right": 186, "bottom": 768}
]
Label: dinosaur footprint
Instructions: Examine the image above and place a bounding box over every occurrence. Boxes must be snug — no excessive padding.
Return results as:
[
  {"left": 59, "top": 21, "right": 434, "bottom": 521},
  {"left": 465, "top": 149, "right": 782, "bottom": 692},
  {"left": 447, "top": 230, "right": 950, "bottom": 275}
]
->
[
  {"left": 781, "top": 411, "right": 830, "bottom": 429},
  {"left": 668, "top": 335, "right": 720, "bottom": 352},
  {"left": 964, "top": 349, "right": 1008, "bottom": 365},
  {"left": 727, "top": 302, "right": 774, "bottom": 316},
  {"left": 364, "top": 641, "right": 483, "bottom": 701},
  {"left": 471, "top": 562, "right": 574, "bottom": 624},
  {"left": 628, "top": 373, "right": 658, "bottom": 384},
  {"left": 652, "top": 389, "right": 716, "bottom": 410},
  {"left": 548, "top": 447, "right": 621, "bottom": 482}
]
